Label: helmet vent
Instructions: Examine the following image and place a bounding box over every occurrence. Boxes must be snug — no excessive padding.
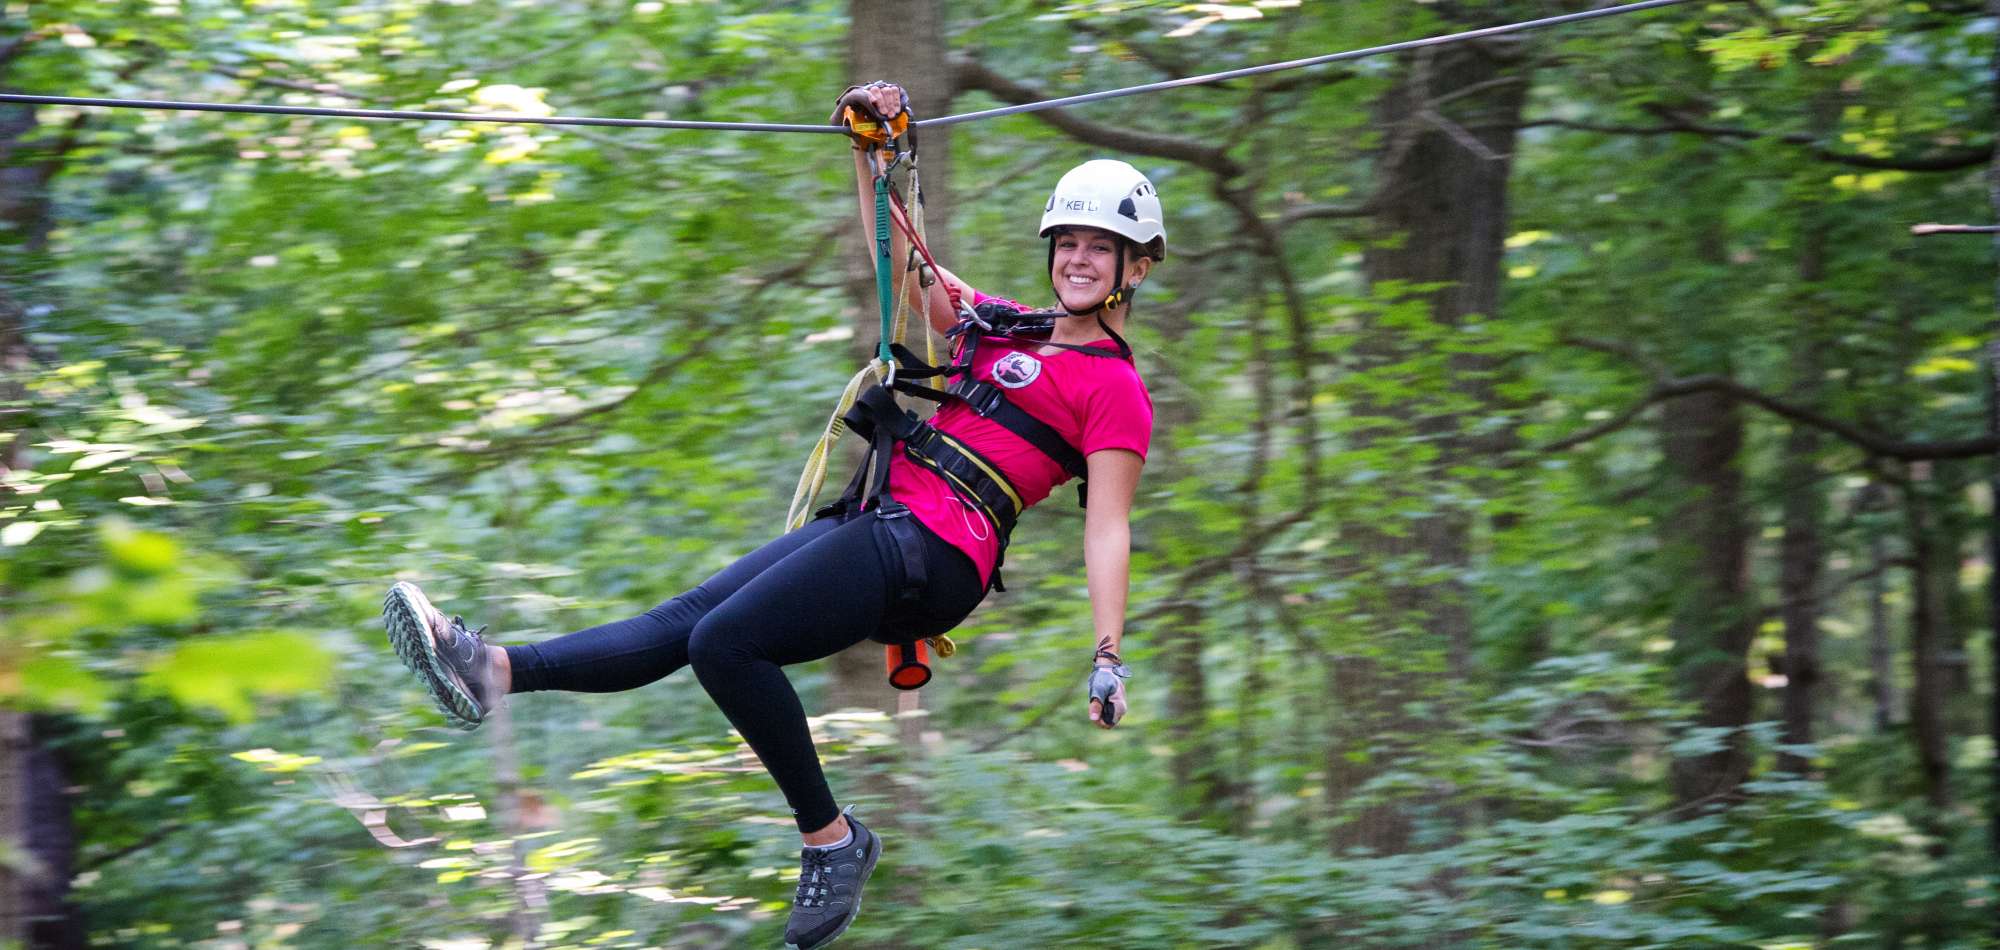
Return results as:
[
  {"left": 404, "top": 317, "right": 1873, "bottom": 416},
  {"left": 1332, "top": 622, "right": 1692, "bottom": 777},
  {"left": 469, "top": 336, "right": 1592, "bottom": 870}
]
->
[{"left": 1117, "top": 197, "right": 1138, "bottom": 221}]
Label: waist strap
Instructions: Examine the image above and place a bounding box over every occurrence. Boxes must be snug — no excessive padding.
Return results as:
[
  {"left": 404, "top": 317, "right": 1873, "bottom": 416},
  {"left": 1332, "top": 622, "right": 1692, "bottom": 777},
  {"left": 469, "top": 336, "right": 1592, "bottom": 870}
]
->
[{"left": 839, "top": 385, "right": 1022, "bottom": 540}]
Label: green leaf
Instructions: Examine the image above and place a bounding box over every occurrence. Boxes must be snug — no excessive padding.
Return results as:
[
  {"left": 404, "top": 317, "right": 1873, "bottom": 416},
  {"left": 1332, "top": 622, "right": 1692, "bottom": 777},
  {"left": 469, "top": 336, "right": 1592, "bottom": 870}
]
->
[
  {"left": 101, "top": 521, "right": 180, "bottom": 574},
  {"left": 12, "top": 655, "right": 114, "bottom": 713},
  {"left": 143, "top": 631, "right": 336, "bottom": 721}
]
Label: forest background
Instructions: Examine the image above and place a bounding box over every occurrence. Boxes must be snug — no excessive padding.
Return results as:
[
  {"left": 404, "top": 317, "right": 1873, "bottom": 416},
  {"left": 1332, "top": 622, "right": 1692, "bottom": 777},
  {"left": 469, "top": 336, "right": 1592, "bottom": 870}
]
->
[{"left": 3, "top": 0, "right": 1998, "bottom": 946}]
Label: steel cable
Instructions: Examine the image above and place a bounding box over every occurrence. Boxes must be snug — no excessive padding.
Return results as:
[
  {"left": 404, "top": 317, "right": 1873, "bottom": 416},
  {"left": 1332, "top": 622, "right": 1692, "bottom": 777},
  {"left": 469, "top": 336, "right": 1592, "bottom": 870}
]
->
[
  {"left": 0, "top": 0, "right": 1692, "bottom": 134},
  {"left": 914, "top": 0, "right": 1694, "bottom": 129}
]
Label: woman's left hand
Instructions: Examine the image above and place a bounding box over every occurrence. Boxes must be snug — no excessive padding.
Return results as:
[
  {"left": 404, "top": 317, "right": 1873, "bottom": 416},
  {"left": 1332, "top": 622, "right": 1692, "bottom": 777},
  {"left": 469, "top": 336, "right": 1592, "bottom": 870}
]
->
[{"left": 1087, "top": 664, "right": 1129, "bottom": 729}]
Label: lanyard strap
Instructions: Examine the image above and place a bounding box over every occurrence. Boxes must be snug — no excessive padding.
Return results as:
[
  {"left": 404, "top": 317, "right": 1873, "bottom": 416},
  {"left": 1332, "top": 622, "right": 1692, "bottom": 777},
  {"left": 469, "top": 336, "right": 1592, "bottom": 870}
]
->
[{"left": 872, "top": 171, "right": 896, "bottom": 365}]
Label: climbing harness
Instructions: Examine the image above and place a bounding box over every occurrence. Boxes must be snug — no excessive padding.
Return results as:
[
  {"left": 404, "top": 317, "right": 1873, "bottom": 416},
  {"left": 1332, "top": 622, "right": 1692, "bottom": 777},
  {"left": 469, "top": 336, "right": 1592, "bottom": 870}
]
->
[
  {"left": 821, "top": 306, "right": 1126, "bottom": 541},
  {"left": 1, "top": 0, "right": 1693, "bottom": 134},
  {"left": 821, "top": 304, "right": 1129, "bottom": 691}
]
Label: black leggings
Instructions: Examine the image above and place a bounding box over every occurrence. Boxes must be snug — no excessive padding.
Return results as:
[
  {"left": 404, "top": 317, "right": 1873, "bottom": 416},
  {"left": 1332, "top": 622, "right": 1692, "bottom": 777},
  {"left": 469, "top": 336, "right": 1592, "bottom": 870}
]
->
[{"left": 503, "top": 511, "right": 985, "bottom": 832}]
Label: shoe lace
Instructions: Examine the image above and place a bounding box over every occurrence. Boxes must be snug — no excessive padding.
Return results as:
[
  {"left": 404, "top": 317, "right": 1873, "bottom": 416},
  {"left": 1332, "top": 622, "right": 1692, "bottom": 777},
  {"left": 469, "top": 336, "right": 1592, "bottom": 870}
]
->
[
  {"left": 445, "top": 616, "right": 488, "bottom": 666},
  {"left": 794, "top": 847, "right": 836, "bottom": 909}
]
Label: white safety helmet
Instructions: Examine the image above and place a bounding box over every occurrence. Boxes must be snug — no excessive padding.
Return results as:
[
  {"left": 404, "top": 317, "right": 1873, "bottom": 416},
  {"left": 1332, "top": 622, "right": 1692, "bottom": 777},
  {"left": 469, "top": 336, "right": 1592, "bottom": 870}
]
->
[{"left": 1038, "top": 159, "right": 1166, "bottom": 261}]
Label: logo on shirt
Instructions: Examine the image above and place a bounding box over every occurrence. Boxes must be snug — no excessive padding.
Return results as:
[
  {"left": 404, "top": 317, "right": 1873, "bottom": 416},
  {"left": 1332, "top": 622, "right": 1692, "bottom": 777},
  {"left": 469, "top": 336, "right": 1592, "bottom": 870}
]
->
[{"left": 992, "top": 352, "right": 1043, "bottom": 389}]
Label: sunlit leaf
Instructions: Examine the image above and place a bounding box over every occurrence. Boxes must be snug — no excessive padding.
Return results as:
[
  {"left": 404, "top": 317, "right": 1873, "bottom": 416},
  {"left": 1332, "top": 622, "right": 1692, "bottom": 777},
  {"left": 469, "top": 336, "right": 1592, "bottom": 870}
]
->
[
  {"left": 11, "top": 655, "right": 114, "bottom": 713},
  {"left": 143, "top": 632, "right": 336, "bottom": 721}
]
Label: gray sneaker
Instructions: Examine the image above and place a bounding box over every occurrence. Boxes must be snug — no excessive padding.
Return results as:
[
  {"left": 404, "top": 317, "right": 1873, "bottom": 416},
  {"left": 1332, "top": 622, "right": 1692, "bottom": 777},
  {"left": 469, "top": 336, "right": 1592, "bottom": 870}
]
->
[
  {"left": 381, "top": 581, "right": 497, "bottom": 729},
  {"left": 783, "top": 807, "right": 881, "bottom": 950}
]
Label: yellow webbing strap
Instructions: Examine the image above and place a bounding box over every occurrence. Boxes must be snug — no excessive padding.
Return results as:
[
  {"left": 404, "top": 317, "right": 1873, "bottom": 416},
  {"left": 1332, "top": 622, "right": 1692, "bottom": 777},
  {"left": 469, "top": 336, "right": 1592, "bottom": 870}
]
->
[
  {"left": 905, "top": 161, "right": 941, "bottom": 371},
  {"left": 787, "top": 149, "right": 940, "bottom": 533},
  {"left": 785, "top": 357, "right": 889, "bottom": 532}
]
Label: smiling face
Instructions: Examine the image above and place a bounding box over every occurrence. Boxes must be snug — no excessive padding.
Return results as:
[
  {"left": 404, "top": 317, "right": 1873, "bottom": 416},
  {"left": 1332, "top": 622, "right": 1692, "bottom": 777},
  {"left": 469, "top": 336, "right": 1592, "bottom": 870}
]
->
[{"left": 1050, "top": 226, "right": 1152, "bottom": 313}]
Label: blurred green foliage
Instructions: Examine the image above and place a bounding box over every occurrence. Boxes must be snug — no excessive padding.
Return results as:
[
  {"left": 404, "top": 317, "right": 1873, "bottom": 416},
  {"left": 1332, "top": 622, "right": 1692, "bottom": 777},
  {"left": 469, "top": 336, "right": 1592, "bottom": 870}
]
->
[{"left": 2, "top": 0, "right": 1996, "bottom": 946}]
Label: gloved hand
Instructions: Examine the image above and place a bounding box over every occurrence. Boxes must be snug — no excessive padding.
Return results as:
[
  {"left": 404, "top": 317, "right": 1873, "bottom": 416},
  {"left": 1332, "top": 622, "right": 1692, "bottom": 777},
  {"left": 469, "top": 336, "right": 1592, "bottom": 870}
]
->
[
  {"left": 1087, "top": 660, "right": 1130, "bottom": 729},
  {"left": 829, "top": 81, "right": 909, "bottom": 145}
]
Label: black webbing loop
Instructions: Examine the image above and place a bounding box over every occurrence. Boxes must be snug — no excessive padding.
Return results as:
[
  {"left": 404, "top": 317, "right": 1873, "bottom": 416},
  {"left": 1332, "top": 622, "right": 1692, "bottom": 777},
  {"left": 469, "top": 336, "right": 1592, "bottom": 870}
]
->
[{"left": 874, "top": 501, "right": 929, "bottom": 605}]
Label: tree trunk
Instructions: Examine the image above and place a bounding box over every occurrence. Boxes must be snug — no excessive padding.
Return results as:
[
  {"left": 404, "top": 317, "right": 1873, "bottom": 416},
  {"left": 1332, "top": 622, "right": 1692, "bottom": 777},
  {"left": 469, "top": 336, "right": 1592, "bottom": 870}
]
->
[
  {"left": 487, "top": 704, "right": 548, "bottom": 943},
  {"left": 830, "top": 12, "right": 955, "bottom": 928},
  {"left": 1661, "top": 389, "right": 1757, "bottom": 809},
  {"left": 828, "top": 0, "right": 957, "bottom": 716},
  {"left": 1985, "top": 0, "right": 2000, "bottom": 879},
  {"left": 1776, "top": 184, "right": 1828, "bottom": 777},
  {"left": 0, "top": 91, "right": 27, "bottom": 949},
  {"left": 1231, "top": 278, "right": 1279, "bottom": 834},
  {"left": 0, "top": 711, "right": 28, "bottom": 947},
  {"left": 1326, "top": 655, "right": 1408, "bottom": 854},
  {"left": 1360, "top": 38, "right": 1530, "bottom": 679},
  {"left": 847, "top": 0, "right": 953, "bottom": 265},
  {"left": 1163, "top": 606, "right": 1226, "bottom": 822},
  {"left": 1858, "top": 485, "right": 1898, "bottom": 734},
  {"left": 1, "top": 75, "right": 83, "bottom": 945},
  {"left": 1924, "top": 464, "right": 1981, "bottom": 736},
  {"left": 1234, "top": 594, "right": 1264, "bottom": 834},
  {"left": 1775, "top": 416, "right": 1822, "bottom": 777},
  {"left": 1904, "top": 483, "right": 1953, "bottom": 811},
  {"left": 1329, "top": 34, "right": 1531, "bottom": 853}
]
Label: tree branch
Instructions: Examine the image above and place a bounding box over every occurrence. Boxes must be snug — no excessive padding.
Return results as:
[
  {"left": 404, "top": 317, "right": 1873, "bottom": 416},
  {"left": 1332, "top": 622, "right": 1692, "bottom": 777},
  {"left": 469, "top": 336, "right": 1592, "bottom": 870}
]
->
[
  {"left": 1539, "top": 391, "right": 1661, "bottom": 453},
  {"left": 1543, "top": 336, "right": 2000, "bottom": 460},
  {"left": 1514, "top": 117, "right": 1991, "bottom": 173},
  {"left": 80, "top": 822, "right": 190, "bottom": 872},
  {"left": 211, "top": 64, "right": 368, "bottom": 101},
  {"left": 0, "top": 30, "right": 37, "bottom": 70},
  {"left": 1277, "top": 202, "right": 1373, "bottom": 225},
  {"left": 947, "top": 55, "right": 1243, "bottom": 177},
  {"left": 1135, "top": 511, "right": 1313, "bottom": 621},
  {"left": 518, "top": 332, "right": 715, "bottom": 439},
  {"left": 1912, "top": 223, "right": 2000, "bottom": 235},
  {"left": 1216, "top": 181, "right": 1323, "bottom": 505},
  {"left": 1069, "top": 20, "right": 1200, "bottom": 79},
  {"left": 33, "top": 111, "right": 89, "bottom": 192}
]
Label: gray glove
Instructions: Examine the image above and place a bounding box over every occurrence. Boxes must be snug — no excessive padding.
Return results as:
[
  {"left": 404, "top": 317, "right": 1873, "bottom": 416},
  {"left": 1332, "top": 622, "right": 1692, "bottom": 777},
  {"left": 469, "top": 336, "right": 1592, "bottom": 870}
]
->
[{"left": 1087, "top": 662, "right": 1131, "bottom": 727}]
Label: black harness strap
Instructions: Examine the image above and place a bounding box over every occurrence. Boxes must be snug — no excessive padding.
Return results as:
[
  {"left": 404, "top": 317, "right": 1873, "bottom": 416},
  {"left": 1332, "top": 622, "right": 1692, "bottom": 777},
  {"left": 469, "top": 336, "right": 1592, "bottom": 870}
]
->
[
  {"left": 945, "top": 378, "right": 1087, "bottom": 481},
  {"left": 837, "top": 384, "right": 1021, "bottom": 533}
]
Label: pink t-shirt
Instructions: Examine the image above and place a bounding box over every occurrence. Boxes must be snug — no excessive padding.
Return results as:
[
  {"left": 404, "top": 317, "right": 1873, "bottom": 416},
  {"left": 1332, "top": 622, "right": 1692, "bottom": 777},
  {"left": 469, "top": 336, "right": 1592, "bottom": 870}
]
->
[{"left": 884, "top": 295, "right": 1153, "bottom": 585}]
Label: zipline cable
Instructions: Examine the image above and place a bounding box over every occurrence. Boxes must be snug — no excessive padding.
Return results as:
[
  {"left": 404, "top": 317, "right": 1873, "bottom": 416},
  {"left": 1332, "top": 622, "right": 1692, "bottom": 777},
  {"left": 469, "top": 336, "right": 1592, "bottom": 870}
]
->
[
  {"left": 0, "top": 0, "right": 1692, "bottom": 134},
  {"left": 0, "top": 94, "right": 843, "bottom": 133},
  {"left": 915, "top": 0, "right": 1694, "bottom": 129}
]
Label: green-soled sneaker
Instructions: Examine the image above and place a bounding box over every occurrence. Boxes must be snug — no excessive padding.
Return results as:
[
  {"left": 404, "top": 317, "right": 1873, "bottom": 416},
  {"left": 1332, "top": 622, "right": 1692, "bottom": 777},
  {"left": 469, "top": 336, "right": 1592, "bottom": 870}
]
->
[{"left": 381, "top": 581, "right": 498, "bottom": 729}]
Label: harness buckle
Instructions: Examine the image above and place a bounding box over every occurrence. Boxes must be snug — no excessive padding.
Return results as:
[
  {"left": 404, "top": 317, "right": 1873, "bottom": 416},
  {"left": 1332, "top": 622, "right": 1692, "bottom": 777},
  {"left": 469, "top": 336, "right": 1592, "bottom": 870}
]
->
[
  {"left": 959, "top": 381, "right": 1004, "bottom": 418},
  {"left": 875, "top": 501, "right": 912, "bottom": 520},
  {"left": 900, "top": 425, "right": 934, "bottom": 457}
]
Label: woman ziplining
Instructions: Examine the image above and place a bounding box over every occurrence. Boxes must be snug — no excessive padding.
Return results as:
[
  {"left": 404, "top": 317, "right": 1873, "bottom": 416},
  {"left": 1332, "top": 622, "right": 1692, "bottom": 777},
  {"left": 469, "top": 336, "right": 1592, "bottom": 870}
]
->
[{"left": 378, "top": 81, "right": 1159, "bottom": 950}]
